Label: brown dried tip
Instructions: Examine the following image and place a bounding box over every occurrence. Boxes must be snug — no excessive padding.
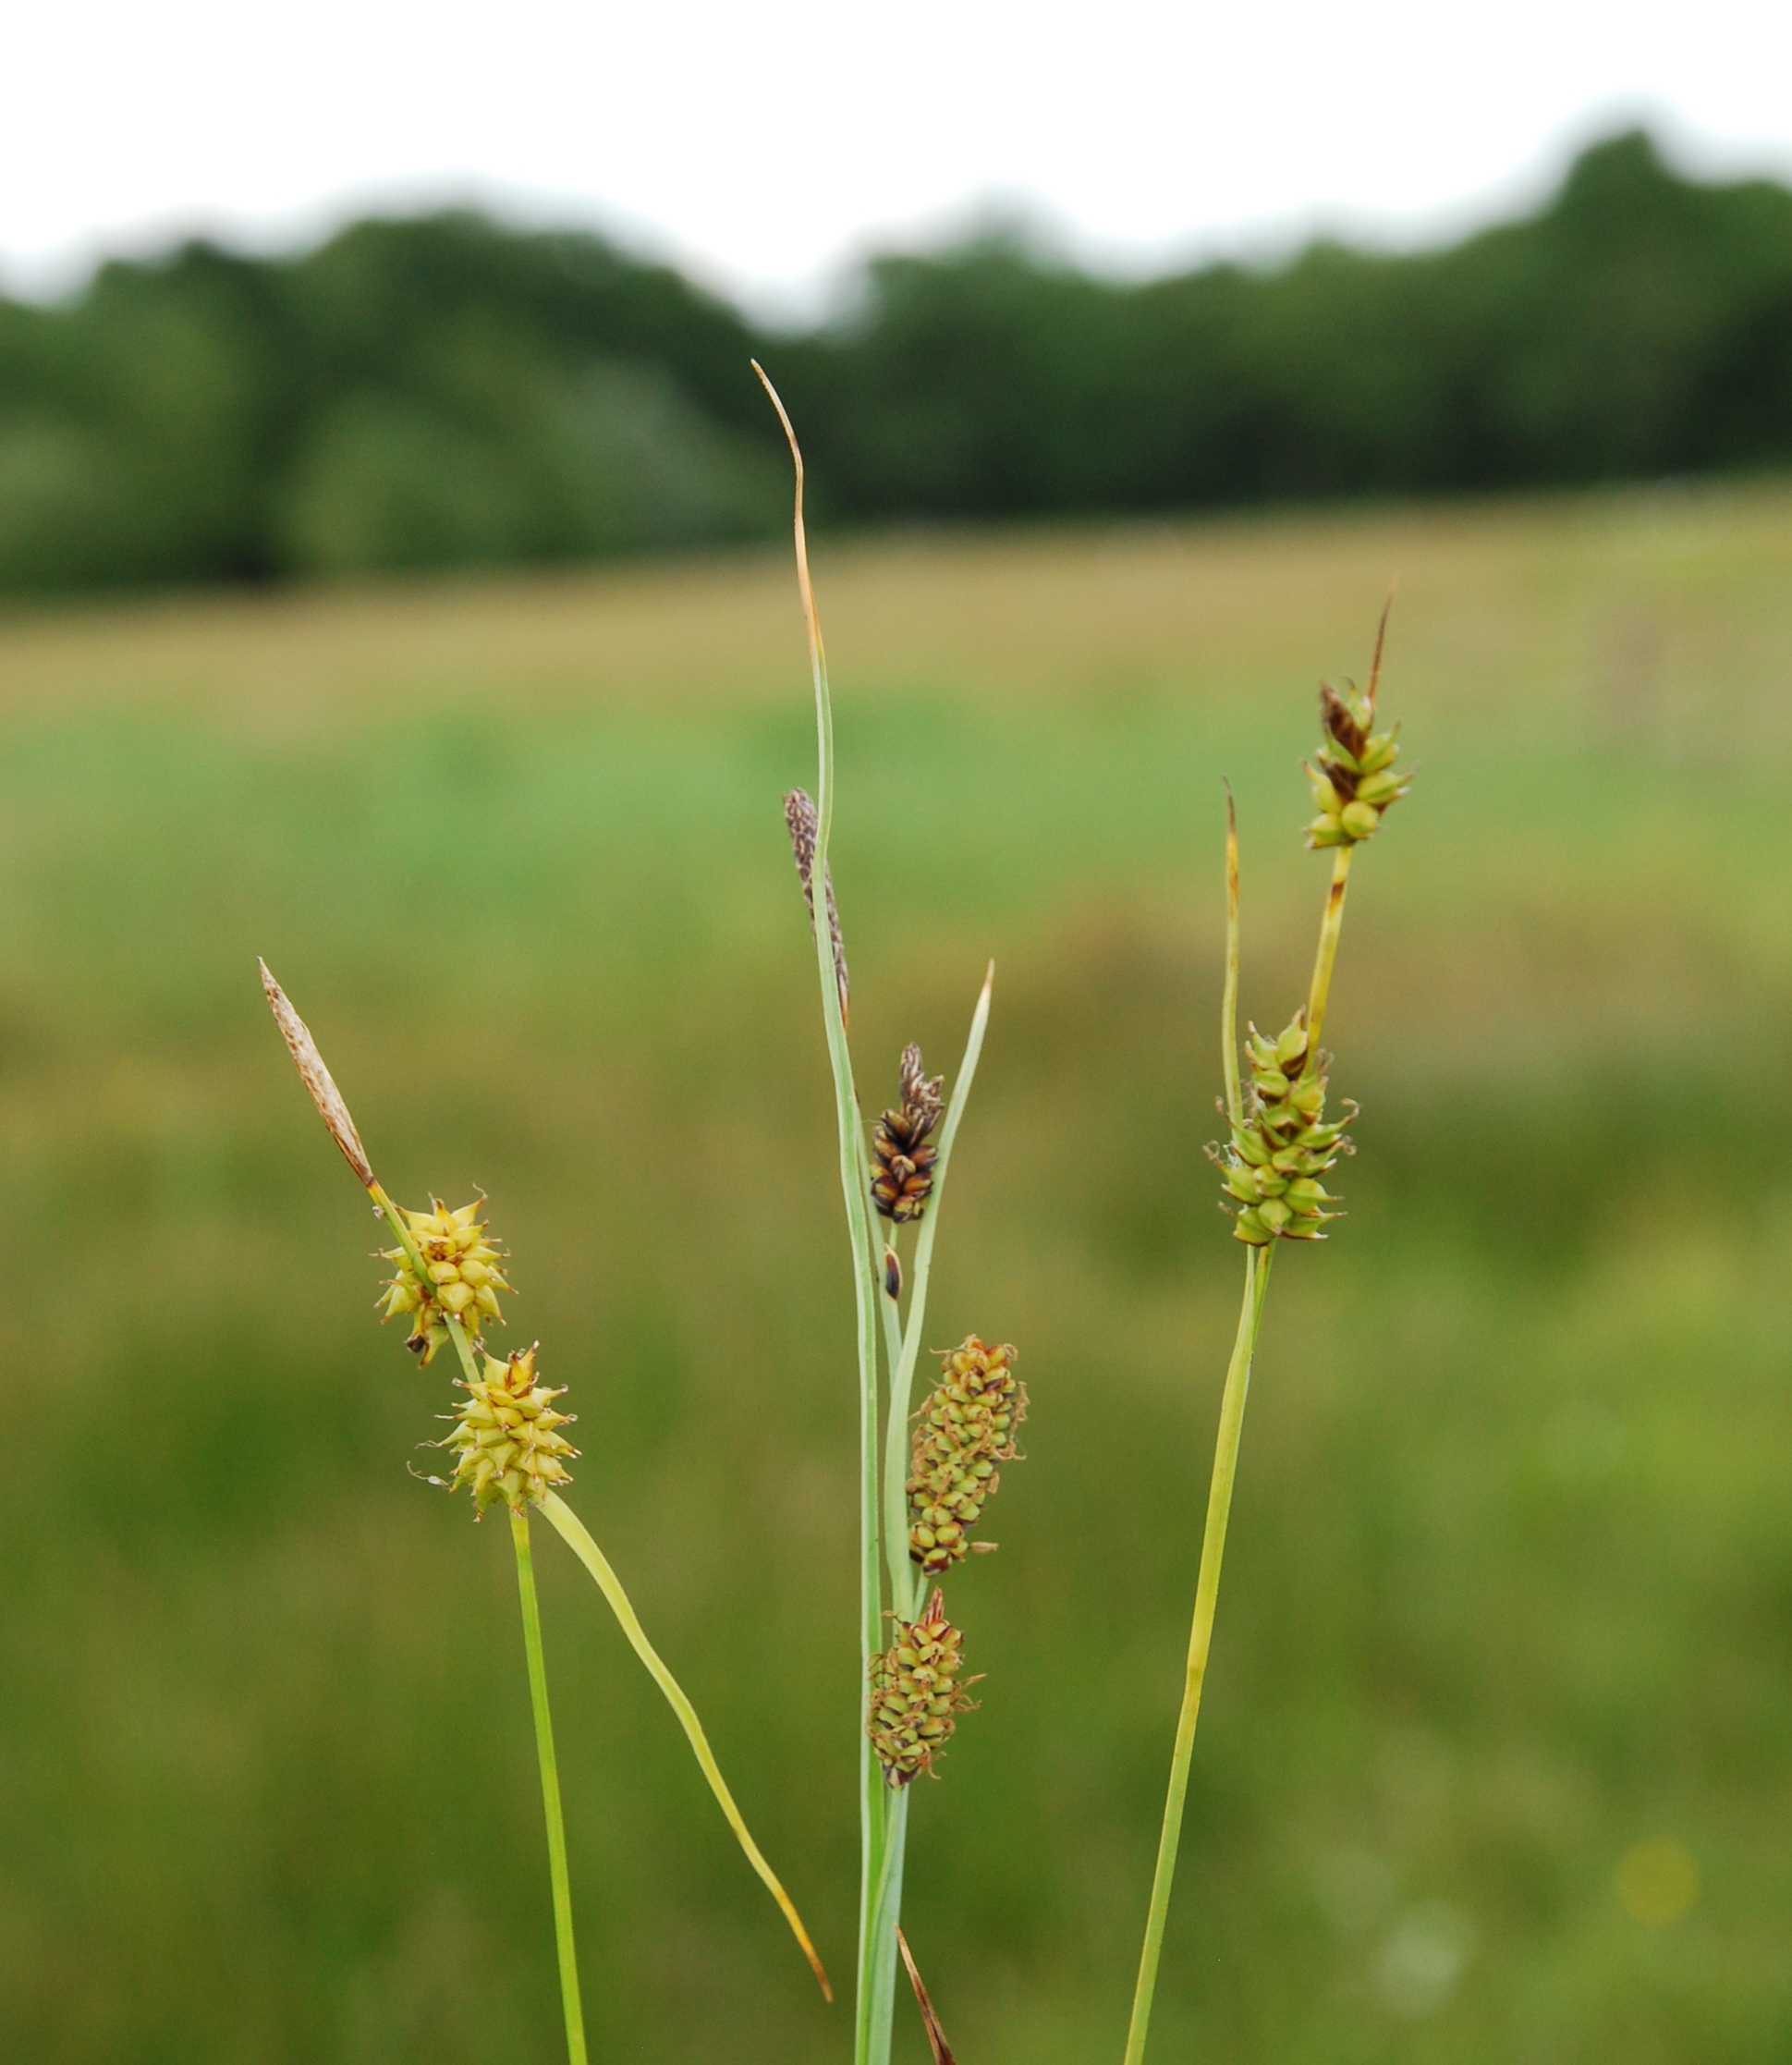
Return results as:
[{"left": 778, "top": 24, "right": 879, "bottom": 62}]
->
[
  {"left": 896, "top": 1928, "right": 960, "bottom": 2065},
  {"left": 783, "top": 788, "right": 849, "bottom": 1025},
  {"left": 1319, "top": 681, "right": 1369, "bottom": 763},
  {"left": 259, "top": 959, "right": 374, "bottom": 1188},
  {"left": 872, "top": 1044, "right": 945, "bottom": 1223}
]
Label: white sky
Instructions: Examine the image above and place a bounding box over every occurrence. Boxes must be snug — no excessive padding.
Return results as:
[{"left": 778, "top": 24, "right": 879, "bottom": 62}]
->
[{"left": 6, "top": 0, "right": 1792, "bottom": 314}]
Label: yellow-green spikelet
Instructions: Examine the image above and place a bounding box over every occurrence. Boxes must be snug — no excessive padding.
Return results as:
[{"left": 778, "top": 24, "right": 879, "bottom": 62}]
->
[
  {"left": 908, "top": 1337, "right": 1026, "bottom": 1573},
  {"left": 379, "top": 1198, "right": 511, "bottom": 1364},
  {"left": 441, "top": 1346, "right": 578, "bottom": 1512},
  {"left": 1304, "top": 677, "right": 1411, "bottom": 849},
  {"left": 868, "top": 1589, "right": 978, "bottom": 1787},
  {"left": 1212, "top": 1012, "right": 1355, "bottom": 1244}
]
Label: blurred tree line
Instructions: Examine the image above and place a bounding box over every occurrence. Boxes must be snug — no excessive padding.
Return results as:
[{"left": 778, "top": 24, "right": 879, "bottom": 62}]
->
[{"left": 5, "top": 128, "right": 1792, "bottom": 591}]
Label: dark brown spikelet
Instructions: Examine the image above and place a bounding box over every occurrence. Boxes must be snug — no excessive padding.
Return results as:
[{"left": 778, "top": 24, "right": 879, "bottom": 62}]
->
[
  {"left": 908, "top": 1337, "right": 1026, "bottom": 1572},
  {"left": 784, "top": 788, "right": 849, "bottom": 1023},
  {"left": 871, "top": 1044, "right": 945, "bottom": 1223},
  {"left": 868, "top": 1588, "right": 979, "bottom": 1787}
]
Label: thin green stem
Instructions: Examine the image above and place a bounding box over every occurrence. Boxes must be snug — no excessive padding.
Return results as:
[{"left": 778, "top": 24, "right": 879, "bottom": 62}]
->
[
  {"left": 881, "top": 965, "right": 995, "bottom": 1623},
  {"left": 510, "top": 1507, "right": 589, "bottom": 2065},
  {"left": 1303, "top": 845, "right": 1354, "bottom": 1067},
  {"left": 756, "top": 362, "right": 888, "bottom": 2065},
  {"left": 537, "top": 1493, "right": 832, "bottom": 1997},
  {"left": 864, "top": 1785, "right": 910, "bottom": 2053},
  {"left": 1122, "top": 1247, "right": 1274, "bottom": 2065},
  {"left": 1221, "top": 788, "right": 1242, "bottom": 1129}
]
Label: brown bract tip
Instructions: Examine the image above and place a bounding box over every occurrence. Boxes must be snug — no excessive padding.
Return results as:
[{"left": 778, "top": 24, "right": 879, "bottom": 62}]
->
[
  {"left": 258, "top": 959, "right": 374, "bottom": 1189},
  {"left": 896, "top": 1928, "right": 959, "bottom": 2065}
]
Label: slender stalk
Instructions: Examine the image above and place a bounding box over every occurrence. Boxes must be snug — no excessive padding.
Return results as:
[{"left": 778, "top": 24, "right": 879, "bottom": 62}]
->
[
  {"left": 881, "top": 966, "right": 995, "bottom": 1622},
  {"left": 511, "top": 1506, "right": 590, "bottom": 2065},
  {"left": 755, "top": 360, "right": 889, "bottom": 2065},
  {"left": 1303, "top": 845, "right": 1353, "bottom": 1066},
  {"left": 865, "top": 1786, "right": 910, "bottom": 2050},
  {"left": 538, "top": 1493, "right": 832, "bottom": 1997},
  {"left": 1121, "top": 1248, "right": 1274, "bottom": 2065},
  {"left": 1221, "top": 788, "right": 1242, "bottom": 1130}
]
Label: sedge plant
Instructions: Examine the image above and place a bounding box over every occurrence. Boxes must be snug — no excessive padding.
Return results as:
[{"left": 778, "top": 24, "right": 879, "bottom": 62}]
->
[
  {"left": 258, "top": 961, "right": 830, "bottom": 2062},
  {"left": 1122, "top": 606, "right": 1413, "bottom": 2063},
  {"left": 755, "top": 363, "right": 1025, "bottom": 2065}
]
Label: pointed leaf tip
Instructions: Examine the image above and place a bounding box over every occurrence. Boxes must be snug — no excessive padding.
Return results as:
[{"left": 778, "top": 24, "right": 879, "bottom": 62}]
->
[
  {"left": 896, "top": 1928, "right": 959, "bottom": 2065},
  {"left": 259, "top": 960, "right": 374, "bottom": 1188}
]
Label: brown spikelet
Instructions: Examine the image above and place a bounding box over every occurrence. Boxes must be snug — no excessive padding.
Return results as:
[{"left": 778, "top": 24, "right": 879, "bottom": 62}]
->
[
  {"left": 783, "top": 789, "right": 849, "bottom": 1024},
  {"left": 259, "top": 959, "right": 374, "bottom": 1188},
  {"left": 872, "top": 1044, "right": 945, "bottom": 1223}
]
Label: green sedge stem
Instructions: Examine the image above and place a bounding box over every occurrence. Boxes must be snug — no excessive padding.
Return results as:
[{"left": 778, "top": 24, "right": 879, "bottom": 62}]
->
[
  {"left": 537, "top": 1493, "right": 832, "bottom": 1998},
  {"left": 864, "top": 1785, "right": 910, "bottom": 2059},
  {"left": 1303, "top": 844, "right": 1354, "bottom": 1067},
  {"left": 1122, "top": 1246, "right": 1274, "bottom": 2065},
  {"left": 1221, "top": 788, "right": 1242, "bottom": 1129},
  {"left": 511, "top": 1507, "right": 590, "bottom": 2065},
  {"left": 881, "top": 965, "right": 995, "bottom": 1622},
  {"left": 756, "top": 362, "right": 888, "bottom": 2063}
]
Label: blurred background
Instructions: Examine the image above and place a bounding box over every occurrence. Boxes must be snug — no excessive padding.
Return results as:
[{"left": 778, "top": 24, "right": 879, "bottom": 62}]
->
[{"left": 6, "top": 5, "right": 1792, "bottom": 2061}]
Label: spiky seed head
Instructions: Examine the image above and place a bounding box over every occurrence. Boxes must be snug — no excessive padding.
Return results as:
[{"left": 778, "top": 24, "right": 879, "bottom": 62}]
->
[
  {"left": 1212, "top": 1011, "right": 1356, "bottom": 1245},
  {"left": 784, "top": 788, "right": 850, "bottom": 1024},
  {"left": 1303, "top": 613, "right": 1411, "bottom": 849},
  {"left": 440, "top": 1345, "right": 577, "bottom": 1512},
  {"left": 872, "top": 1044, "right": 945, "bottom": 1223},
  {"left": 908, "top": 1337, "right": 1027, "bottom": 1572},
  {"left": 868, "top": 1589, "right": 979, "bottom": 1787},
  {"left": 380, "top": 1198, "right": 512, "bottom": 1364}
]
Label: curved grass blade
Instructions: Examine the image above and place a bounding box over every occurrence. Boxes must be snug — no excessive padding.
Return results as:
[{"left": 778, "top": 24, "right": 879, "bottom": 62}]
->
[{"left": 537, "top": 1491, "right": 833, "bottom": 1999}]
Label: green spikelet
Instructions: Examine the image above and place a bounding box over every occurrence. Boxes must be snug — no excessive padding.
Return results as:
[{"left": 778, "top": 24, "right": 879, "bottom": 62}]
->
[
  {"left": 907, "top": 1337, "right": 1027, "bottom": 1573},
  {"left": 441, "top": 1345, "right": 578, "bottom": 1512},
  {"left": 1304, "top": 678, "right": 1412, "bottom": 849},
  {"left": 379, "top": 1197, "right": 512, "bottom": 1364},
  {"left": 868, "top": 1588, "right": 979, "bottom": 1788},
  {"left": 1211, "top": 1012, "right": 1355, "bottom": 1245},
  {"left": 1303, "top": 605, "right": 1412, "bottom": 849}
]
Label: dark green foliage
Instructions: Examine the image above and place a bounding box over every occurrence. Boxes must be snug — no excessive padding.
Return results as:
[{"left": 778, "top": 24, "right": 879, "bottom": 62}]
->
[{"left": 8, "top": 128, "right": 1792, "bottom": 589}]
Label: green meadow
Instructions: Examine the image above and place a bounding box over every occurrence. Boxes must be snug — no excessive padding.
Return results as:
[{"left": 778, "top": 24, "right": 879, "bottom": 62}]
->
[{"left": 5, "top": 480, "right": 1792, "bottom": 2063}]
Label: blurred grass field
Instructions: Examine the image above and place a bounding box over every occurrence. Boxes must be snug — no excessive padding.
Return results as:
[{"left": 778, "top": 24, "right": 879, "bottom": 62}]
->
[{"left": 6, "top": 480, "right": 1792, "bottom": 2064}]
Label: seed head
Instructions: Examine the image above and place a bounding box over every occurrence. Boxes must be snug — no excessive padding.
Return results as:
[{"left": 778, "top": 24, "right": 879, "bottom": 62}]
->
[
  {"left": 868, "top": 1589, "right": 979, "bottom": 1787},
  {"left": 380, "top": 1198, "right": 512, "bottom": 1363},
  {"left": 440, "top": 1345, "right": 578, "bottom": 1512},
  {"left": 908, "top": 1337, "right": 1026, "bottom": 1572},
  {"left": 1211, "top": 1012, "right": 1355, "bottom": 1245},
  {"left": 1303, "top": 607, "right": 1411, "bottom": 848},
  {"left": 872, "top": 1045, "right": 945, "bottom": 1223},
  {"left": 784, "top": 788, "right": 850, "bottom": 1024}
]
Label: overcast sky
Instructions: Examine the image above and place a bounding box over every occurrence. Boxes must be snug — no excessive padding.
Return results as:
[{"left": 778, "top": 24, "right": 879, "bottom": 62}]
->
[{"left": 8, "top": 0, "right": 1792, "bottom": 313}]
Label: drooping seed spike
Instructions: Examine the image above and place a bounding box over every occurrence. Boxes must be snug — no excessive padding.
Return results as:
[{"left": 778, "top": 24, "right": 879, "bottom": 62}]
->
[
  {"left": 908, "top": 1337, "right": 1026, "bottom": 1572},
  {"left": 868, "top": 1588, "right": 979, "bottom": 1786}
]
